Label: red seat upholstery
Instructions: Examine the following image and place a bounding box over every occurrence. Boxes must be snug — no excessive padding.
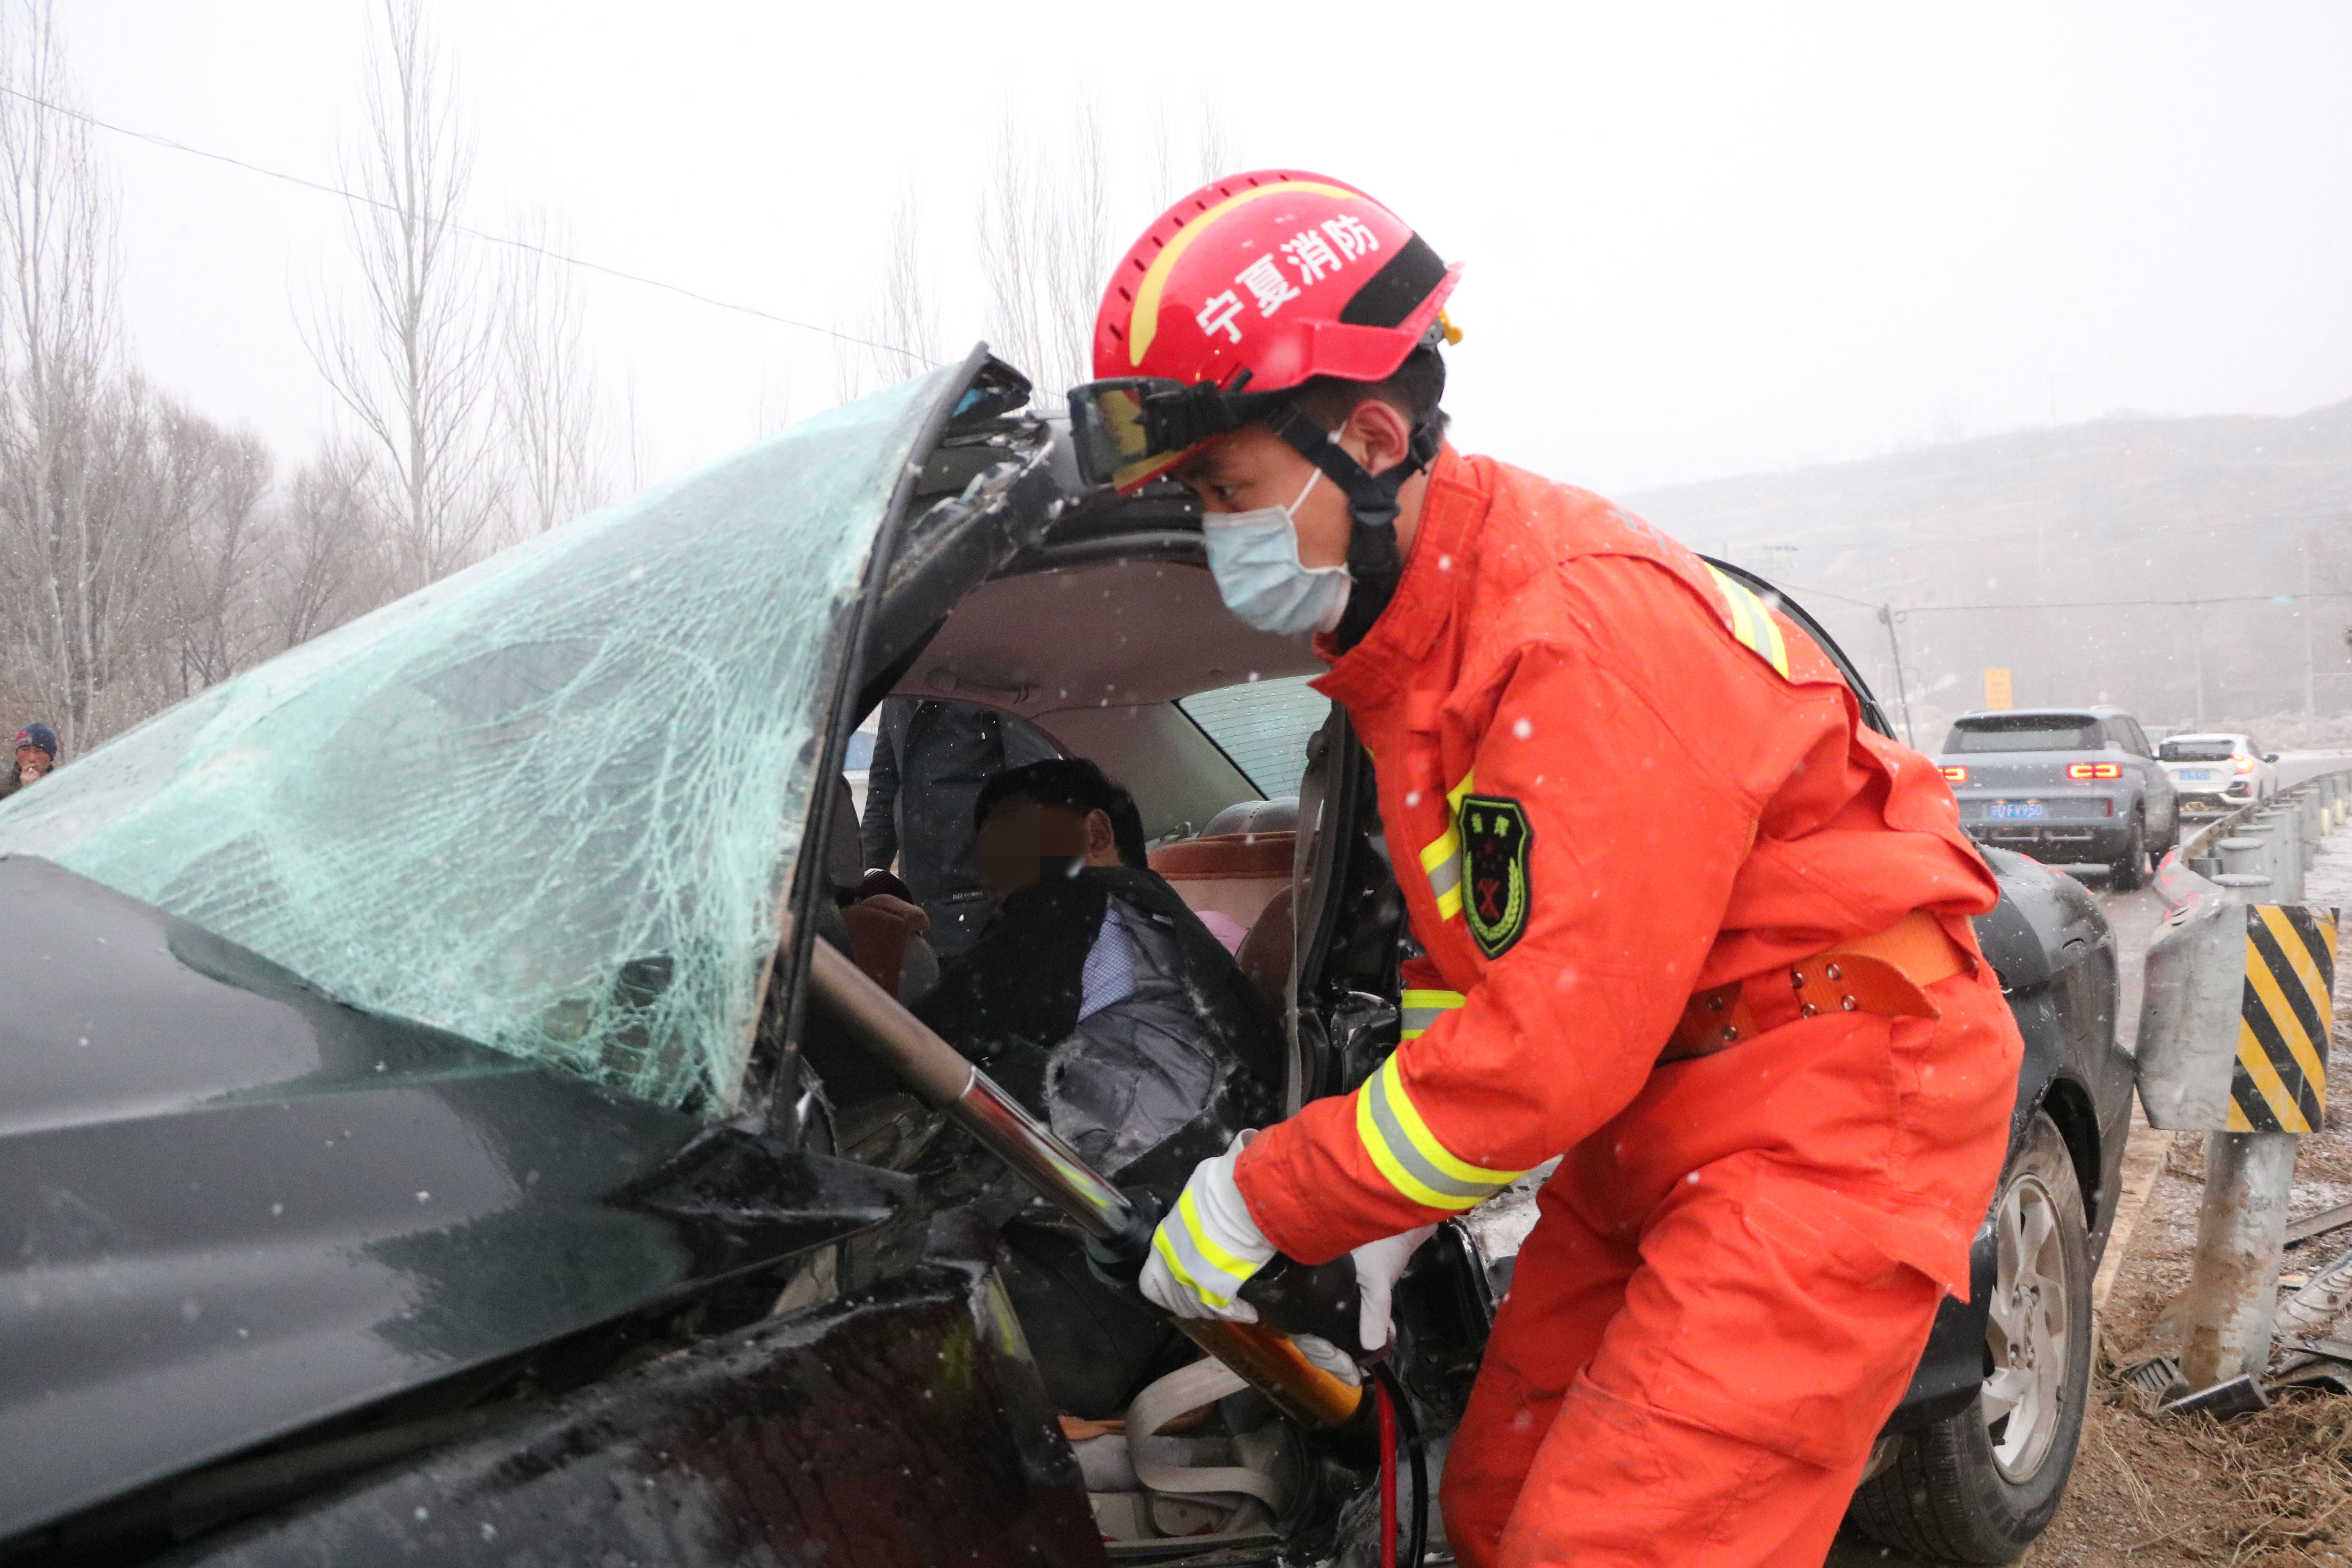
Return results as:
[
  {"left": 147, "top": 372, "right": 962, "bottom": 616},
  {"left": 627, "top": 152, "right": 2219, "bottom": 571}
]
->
[{"left": 1148, "top": 831, "right": 1294, "bottom": 933}]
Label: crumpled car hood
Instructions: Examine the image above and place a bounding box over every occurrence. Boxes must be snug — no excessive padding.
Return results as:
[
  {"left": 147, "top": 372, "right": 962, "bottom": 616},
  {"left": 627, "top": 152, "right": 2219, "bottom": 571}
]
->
[{"left": 0, "top": 856, "right": 903, "bottom": 1544}]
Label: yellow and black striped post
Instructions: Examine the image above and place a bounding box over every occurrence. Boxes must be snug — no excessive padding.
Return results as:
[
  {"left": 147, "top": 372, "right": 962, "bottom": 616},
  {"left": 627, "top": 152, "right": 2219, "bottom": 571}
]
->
[{"left": 2225, "top": 905, "right": 2339, "bottom": 1134}]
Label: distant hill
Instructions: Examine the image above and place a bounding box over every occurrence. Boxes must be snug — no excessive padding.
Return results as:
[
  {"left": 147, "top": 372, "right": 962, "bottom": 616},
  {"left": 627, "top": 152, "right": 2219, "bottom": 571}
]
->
[{"left": 1623, "top": 400, "right": 2352, "bottom": 748}]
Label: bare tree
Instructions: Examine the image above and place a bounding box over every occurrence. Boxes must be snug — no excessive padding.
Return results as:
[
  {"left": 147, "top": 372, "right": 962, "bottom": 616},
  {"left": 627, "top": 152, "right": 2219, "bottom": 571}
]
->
[
  {"left": 976, "top": 103, "right": 1109, "bottom": 407},
  {"left": 839, "top": 192, "right": 941, "bottom": 400},
  {"left": 159, "top": 406, "right": 272, "bottom": 694},
  {"left": 304, "top": 0, "right": 504, "bottom": 590},
  {"left": 500, "top": 213, "right": 606, "bottom": 533},
  {"left": 871, "top": 194, "right": 940, "bottom": 385},
  {"left": 1193, "top": 99, "right": 1231, "bottom": 188},
  {"left": 0, "top": 0, "right": 145, "bottom": 752},
  {"left": 755, "top": 359, "right": 795, "bottom": 437},
  {"left": 265, "top": 437, "right": 390, "bottom": 653}
]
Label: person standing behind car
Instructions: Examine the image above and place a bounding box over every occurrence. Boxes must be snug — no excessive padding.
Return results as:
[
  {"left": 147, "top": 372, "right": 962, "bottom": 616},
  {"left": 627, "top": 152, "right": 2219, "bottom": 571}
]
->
[
  {"left": 858, "top": 698, "right": 1057, "bottom": 958},
  {"left": 1, "top": 723, "right": 57, "bottom": 799}
]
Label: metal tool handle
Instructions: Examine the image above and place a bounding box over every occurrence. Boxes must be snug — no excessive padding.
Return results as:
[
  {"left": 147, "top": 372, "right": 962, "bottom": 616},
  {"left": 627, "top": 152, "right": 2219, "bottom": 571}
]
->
[
  {"left": 808, "top": 937, "right": 1136, "bottom": 1241},
  {"left": 806, "top": 936, "right": 1364, "bottom": 1427}
]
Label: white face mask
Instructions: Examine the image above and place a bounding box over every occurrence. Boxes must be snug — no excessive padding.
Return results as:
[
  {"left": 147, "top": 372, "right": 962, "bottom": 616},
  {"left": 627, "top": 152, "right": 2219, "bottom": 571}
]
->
[{"left": 1200, "top": 468, "right": 1352, "bottom": 637}]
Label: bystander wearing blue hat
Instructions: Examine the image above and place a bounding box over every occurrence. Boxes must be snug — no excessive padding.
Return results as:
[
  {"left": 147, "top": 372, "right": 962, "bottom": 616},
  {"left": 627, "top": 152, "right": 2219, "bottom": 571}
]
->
[{"left": 3, "top": 722, "right": 57, "bottom": 799}]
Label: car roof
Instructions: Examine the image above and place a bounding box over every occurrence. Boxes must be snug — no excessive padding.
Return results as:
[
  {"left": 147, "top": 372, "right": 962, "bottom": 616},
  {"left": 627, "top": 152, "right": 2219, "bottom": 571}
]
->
[
  {"left": 1950, "top": 707, "right": 2123, "bottom": 722},
  {"left": 902, "top": 549, "right": 1320, "bottom": 717}
]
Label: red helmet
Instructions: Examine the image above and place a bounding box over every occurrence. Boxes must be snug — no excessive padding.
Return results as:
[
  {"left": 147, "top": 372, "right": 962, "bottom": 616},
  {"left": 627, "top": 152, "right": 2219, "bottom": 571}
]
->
[{"left": 1077, "top": 171, "right": 1461, "bottom": 491}]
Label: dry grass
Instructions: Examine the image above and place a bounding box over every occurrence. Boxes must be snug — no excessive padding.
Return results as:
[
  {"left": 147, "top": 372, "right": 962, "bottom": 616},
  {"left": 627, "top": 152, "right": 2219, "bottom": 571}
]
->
[
  {"left": 2190, "top": 1398, "right": 2352, "bottom": 1562},
  {"left": 2042, "top": 1347, "right": 2352, "bottom": 1564},
  {"left": 2035, "top": 1129, "right": 2352, "bottom": 1567}
]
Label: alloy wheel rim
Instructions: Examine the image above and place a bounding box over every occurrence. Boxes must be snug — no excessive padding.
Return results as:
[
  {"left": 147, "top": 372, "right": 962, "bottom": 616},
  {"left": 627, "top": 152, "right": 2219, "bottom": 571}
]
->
[{"left": 1983, "top": 1171, "right": 2068, "bottom": 1482}]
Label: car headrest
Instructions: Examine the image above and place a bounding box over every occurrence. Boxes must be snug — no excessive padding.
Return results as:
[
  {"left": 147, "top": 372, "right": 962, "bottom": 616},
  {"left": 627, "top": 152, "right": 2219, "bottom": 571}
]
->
[{"left": 1200, "top": 796, "right": 1300, "bottom": 838}]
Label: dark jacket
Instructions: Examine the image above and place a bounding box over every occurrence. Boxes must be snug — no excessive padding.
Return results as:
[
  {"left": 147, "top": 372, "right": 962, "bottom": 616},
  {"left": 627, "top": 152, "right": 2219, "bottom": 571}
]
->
[
  {"left": 913, "top": 864, "right": 1286, "bottom": 1418},
  {"left": 916, "top": 865, "right": 1281, "bottom": 1187},
  {"left": 859, "top": 699, "right": 1057, "bottom": 958}
]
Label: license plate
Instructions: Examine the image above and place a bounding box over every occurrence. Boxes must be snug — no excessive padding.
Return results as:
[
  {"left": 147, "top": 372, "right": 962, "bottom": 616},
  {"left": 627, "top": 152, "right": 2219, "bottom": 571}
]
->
[
  {"left": 1987, "top": 801, "right": 2047, "bottom": 820},
  {"left": 2179, "top": 769, "right": 2214, "bottom": 781}
]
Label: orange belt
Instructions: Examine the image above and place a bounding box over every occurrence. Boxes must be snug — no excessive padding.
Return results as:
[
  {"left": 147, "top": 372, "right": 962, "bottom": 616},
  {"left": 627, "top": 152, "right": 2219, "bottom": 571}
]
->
[{"left": 1663, "top": 911, "right": 1969, "bottom": 1064}]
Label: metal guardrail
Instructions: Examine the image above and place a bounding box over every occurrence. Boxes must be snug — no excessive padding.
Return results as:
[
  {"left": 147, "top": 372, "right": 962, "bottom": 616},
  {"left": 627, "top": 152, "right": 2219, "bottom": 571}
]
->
[
  {"left": 2155, "top": 769, "right": 2352, "bottom": 910},
  {"left": 2135, "top": 769, "right": 2349, "bottom": 1399}
]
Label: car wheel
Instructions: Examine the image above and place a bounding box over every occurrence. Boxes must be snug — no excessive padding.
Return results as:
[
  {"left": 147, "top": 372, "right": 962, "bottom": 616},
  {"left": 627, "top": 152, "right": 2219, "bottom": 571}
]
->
[
  {"left": 2108, "top": 814, "right": 2147, "bottom": 890},
  {"left": 1848, "top": 1112, "right": 2092, "bottom": 1563}
]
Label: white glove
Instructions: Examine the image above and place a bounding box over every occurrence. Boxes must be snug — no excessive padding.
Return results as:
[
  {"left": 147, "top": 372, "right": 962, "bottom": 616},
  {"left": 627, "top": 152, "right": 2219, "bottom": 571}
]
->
[
  {"left": 1290, "top": 1332, "right": 1365, "bottom": 1387},
  {"left": 1140, "top": 1132, "right": 1275, "bottom": 1323},
  {"left": 1349, "top": 1225, "right": 1439, "bottom": 1351}
]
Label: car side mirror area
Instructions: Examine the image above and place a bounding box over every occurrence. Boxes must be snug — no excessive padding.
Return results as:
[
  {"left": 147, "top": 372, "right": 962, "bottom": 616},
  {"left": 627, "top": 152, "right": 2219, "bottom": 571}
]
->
[{"left": 2265, "top": 753, "right": 2281, "bottom": 764}]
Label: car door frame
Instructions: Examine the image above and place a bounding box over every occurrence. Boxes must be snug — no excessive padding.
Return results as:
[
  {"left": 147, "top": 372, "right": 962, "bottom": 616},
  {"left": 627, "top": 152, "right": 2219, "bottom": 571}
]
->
[{"left": 756, "top": 347, "right": 1047, "bottom": 1143}]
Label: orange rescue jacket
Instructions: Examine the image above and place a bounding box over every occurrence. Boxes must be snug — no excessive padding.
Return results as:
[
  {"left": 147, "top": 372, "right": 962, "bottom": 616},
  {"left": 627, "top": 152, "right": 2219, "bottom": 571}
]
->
[{"left": 1235, "top": 447, "right": 2005, "bottom": 1284}]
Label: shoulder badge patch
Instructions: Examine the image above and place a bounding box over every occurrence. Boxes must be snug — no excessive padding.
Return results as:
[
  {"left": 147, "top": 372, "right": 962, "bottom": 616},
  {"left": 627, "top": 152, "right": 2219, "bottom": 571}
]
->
[{"left": 1459, "top": 795, "right": 1533, "bottom": 958}]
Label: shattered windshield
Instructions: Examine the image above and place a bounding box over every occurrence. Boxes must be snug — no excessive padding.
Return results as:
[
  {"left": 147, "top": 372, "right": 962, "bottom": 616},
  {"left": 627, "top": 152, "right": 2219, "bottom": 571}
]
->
[{"left": 0, "top": 367, "right": 958, "bottom": 1115}]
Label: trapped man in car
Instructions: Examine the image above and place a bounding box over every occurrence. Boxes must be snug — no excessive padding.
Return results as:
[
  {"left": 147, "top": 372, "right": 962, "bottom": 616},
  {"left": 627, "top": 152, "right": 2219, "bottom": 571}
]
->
[
  {"left": 860, "top": 697, "right": 1058, "bottom": 958},
  {"left": 913, "top": 757, "right": 1283, "bottom": 1416},
  {"left": 1072, "top": 174, "right": 2026, "bottom": 1567},
  {"left": 918, "top": 756, "right": 1281, "bottom": 1175}
]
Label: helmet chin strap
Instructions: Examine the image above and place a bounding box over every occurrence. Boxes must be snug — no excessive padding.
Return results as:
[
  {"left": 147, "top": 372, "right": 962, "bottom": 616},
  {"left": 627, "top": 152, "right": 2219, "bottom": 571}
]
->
[{"left": 1260, "top": 404, "right": 1445, "bottom": 651}]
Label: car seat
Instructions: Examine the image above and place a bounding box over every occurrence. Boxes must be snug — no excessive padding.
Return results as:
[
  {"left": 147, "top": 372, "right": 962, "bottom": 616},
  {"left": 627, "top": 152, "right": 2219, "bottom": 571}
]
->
[{"left": 1146, "top": 825, "right": 1293, "bottom": 933}]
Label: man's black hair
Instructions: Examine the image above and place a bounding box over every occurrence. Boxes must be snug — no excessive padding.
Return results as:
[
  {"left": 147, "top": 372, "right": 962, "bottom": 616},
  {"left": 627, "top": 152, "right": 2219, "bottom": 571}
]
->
[
  {"left": 975, "top": 757, "right": 1150, "bottom": 869},
  {"left": 1284, "top": 343, "right": 1450, "bottom": 435}
]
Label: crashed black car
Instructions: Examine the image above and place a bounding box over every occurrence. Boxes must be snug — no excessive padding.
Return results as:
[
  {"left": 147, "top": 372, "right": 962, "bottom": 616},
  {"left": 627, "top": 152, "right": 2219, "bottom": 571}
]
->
[{"left": 0, "top": 351, "right": 2131, "bottom": 1566}]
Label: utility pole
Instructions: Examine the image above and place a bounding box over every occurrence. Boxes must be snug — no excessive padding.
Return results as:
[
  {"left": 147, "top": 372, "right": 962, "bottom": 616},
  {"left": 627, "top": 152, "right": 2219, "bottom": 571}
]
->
[
  {"left": 2305, "top": 541, "right": 2317, "bottom": 718},
  {"left": 1877, "top": 605, "right": 1917, "bottom": 749},
  {"left": 2193, "top": 605, "right": 2207, "bottom": 729}
]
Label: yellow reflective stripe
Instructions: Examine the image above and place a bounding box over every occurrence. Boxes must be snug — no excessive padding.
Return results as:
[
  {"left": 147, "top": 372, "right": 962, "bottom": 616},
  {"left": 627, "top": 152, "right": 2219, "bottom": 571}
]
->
[
  {"left": 1702, "top": 564, "right": 1791, "bottom": 679},
  {"left": 1398, "top": 988, "right": 1467, "bottom": 1040},
  {"left": 1417, "top": 832, "right": 1458, "bottom": 875},
  {"left": 1154, "top": 1188, "right": 1257, "bottom": 1307},
  {"left": 1419, "top": 832, "right": 1462, "bottom": 920},
  {"left": 1417, "top": 770, "right": 1476, "bottom": 922},
  {"left": 1706, "top": 564, "right": 1762, "bottom": 652},
  {"left": 1355, "top": 1054, "right": 1526, "bottom": 1211}
]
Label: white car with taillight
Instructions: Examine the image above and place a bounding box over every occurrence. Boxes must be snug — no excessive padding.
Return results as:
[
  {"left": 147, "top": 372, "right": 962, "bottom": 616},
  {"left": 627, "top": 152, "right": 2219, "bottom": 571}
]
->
[{"left": 2156, "top": 732, "right": 2278, "bottom": 816}]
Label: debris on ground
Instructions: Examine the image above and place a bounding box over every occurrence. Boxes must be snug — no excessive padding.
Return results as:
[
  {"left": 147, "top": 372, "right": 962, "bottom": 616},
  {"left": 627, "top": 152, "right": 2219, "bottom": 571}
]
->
[{"left": 2024, "top": 813, "right": 2352, "bottom": 1564}]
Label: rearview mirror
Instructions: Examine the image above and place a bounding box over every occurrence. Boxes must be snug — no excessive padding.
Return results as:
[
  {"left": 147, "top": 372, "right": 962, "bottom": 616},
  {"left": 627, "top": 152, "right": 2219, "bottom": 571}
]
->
[{"left": 2265, "top": 753, "right": 2281, "bottom": 763}]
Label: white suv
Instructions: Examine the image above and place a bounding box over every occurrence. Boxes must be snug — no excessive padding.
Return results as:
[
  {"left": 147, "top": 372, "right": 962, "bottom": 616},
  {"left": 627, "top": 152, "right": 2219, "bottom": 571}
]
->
[{"left": 2157, "top": 732, "right": 2279, "bottom": 815}]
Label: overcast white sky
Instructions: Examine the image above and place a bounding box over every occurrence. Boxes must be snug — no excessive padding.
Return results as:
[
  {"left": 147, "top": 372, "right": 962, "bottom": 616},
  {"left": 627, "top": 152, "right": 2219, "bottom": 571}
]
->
[{"left": 58, "top": 0, "right": 2352, "bottom": 496}]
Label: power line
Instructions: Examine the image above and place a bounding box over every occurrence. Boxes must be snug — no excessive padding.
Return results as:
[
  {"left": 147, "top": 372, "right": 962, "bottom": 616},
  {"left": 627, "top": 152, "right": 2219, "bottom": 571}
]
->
[
  {"left": 1904, "top": 591, "right": 2352, "bottom": 612},
  {"left": 0, "top": 83, "right": 940, "bottom": 367},
  {"left": 1769, "top": 579, "right": 2352, "bottom": 615}
]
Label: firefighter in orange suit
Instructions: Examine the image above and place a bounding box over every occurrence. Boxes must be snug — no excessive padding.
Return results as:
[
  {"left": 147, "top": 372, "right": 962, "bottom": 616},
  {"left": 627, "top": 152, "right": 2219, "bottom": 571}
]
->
[{"left": 1068, "top": 172, "right": 2024, "bottom": 1567}]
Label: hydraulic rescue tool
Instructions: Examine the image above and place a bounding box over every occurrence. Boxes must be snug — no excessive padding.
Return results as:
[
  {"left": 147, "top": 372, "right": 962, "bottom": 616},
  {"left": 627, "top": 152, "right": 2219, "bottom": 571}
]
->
[
  {"left": 806, "top": 936, "right": 1366, "bottom": 1428},
  {"left": 809, "top": 936, "right": 1431, "bottom": 1567}
]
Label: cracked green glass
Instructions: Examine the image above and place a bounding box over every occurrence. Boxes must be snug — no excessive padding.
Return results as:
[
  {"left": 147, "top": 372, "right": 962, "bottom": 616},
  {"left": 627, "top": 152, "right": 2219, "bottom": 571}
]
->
[{"left": 0, "top": 368, "right": 955, "bottom": 1113}]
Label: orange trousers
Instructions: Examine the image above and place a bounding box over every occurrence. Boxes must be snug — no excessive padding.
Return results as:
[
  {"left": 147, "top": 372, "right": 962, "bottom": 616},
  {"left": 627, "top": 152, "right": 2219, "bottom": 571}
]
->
[{"left": 1441, "top": 972, "right": 2016, "bottom": 1567}]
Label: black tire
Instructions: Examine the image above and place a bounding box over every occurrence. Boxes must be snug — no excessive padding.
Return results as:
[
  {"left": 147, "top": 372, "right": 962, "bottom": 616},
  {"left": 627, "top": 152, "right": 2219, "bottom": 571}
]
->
[
  {"left": 2108, "top": 813, "right": 2147, "bottom": 890},
  {"left": 1848, "top": 1112, "right": 2092, "bottom": 1563}
]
